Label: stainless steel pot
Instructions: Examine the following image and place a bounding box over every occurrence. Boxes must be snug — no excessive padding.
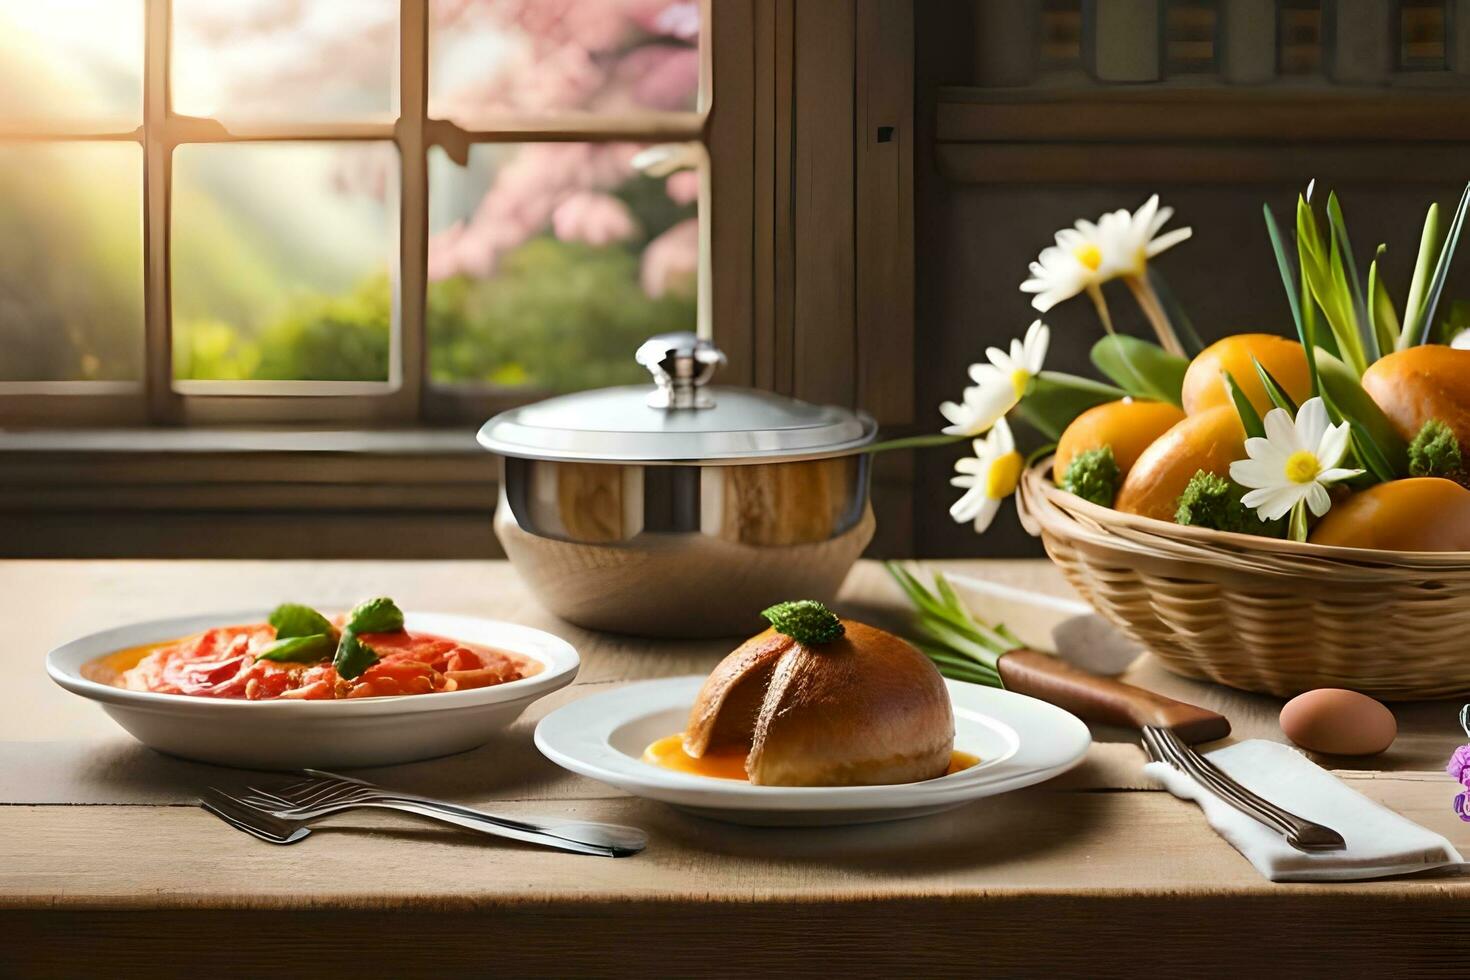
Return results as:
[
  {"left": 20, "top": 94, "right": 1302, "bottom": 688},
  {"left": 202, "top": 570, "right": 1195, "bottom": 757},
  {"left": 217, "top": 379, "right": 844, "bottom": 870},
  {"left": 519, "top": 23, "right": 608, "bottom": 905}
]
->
[{"left": 478, "top": 333, "right": 878, "bottom": 637}]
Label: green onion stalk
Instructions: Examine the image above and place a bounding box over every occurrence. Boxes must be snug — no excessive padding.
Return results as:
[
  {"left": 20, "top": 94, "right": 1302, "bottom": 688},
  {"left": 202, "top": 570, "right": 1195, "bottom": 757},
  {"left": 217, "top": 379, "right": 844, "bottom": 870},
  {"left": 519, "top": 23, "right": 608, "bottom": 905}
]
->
[{"left": 884, "top": 562, "right": 1020, "bottom": 689}]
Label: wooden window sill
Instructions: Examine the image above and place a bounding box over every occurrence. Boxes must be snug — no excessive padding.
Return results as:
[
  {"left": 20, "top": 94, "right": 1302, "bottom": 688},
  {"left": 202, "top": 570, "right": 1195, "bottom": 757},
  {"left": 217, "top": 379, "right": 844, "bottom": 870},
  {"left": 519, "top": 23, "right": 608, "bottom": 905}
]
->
[
  {"left": 0, "top": 428, "right": 502, "bottom": 558},
  {"left": 0, "top": 427, "right": 485, "bottom": 457}
]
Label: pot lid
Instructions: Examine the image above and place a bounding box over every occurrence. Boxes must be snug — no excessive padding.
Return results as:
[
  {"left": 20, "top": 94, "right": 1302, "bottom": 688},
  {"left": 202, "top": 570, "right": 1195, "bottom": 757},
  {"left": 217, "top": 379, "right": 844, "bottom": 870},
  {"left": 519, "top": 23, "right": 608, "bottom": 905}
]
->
[{"left": 477, "top": 332, "right": 877, "bottom": 464}]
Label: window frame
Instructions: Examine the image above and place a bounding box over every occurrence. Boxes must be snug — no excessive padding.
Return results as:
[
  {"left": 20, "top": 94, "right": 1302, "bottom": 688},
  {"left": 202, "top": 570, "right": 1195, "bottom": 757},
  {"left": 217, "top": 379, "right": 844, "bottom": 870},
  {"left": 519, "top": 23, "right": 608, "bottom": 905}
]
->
[{"left": 0, "top": 0, "right": 753, "bottom": 427}]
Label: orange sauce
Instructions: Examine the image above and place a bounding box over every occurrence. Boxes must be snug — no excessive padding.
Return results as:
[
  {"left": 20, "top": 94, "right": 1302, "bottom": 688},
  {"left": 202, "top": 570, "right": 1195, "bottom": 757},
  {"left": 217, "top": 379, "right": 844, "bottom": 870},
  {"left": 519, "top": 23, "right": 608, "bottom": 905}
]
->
[
  {"left": 641, "top": 733, "right": 979, "bottom": 782},
  {"left": 82, "top": 641, "right": 171, "bottom": 684}
]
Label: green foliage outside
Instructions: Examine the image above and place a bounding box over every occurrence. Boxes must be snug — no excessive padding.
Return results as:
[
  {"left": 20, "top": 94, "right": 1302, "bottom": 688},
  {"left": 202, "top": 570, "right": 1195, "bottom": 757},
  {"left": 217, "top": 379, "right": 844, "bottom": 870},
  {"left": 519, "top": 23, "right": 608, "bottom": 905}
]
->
[
  {"left": 170, "top": 235, "right": 695, "bottom": 390},
  {"left": 0, "top": 146, "right": 144, "bottom": 382},
  {"left": 427, "top": 237, "right": 695, "bottom": 390},
  {"left": 175, "top": 276, "right": 393, "bottom": 383},
  {"left": 6, "top": 140, "right": 695, "bottom": 392}
]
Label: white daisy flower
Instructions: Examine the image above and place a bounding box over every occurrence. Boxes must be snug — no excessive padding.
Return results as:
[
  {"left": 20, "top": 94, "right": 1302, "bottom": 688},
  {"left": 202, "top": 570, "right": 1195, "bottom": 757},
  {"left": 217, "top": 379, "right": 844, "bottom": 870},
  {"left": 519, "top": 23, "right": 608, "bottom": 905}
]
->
[
  {"left": 1228, "top": 397, "right": 1363, "bottom": 523},
  {"left": 949, "top": 418, "right": 1023, "bottom": 534},
  {"left": 1452, "top": 328, "right": 1470, "bottom": 351},
  {"left": 938, "top": 382, "right": 1016, "bottom": 437},
  {"left": 1101, "top": 194, "right": 1193, "bottom": 279},
  {"left": 1020, "top": 220, "right": 1109, "bottom": 312},
  {"left": 938, "top": 320, "right": 1049, "bottom": 437}
]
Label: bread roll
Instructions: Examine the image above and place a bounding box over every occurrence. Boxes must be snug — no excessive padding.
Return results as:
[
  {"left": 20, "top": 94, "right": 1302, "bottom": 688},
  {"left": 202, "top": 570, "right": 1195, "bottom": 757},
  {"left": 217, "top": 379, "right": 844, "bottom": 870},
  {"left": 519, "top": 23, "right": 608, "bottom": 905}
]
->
[
  {"left": 683, "top": 620, "right": 954, "bottom": 786},
  {"left": 1361, "top": 345, "right": 1470, "bottom": 448}
]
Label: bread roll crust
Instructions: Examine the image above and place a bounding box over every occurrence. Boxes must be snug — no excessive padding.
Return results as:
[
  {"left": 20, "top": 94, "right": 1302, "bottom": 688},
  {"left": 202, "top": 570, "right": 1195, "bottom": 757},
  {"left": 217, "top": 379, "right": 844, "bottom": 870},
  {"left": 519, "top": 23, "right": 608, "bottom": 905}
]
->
[
  {"left": 1361, "top": 345, "right": 1470, "bottom": 448},
  {"left": 683, "top": 620, "right": 954, "bottom": 786}
]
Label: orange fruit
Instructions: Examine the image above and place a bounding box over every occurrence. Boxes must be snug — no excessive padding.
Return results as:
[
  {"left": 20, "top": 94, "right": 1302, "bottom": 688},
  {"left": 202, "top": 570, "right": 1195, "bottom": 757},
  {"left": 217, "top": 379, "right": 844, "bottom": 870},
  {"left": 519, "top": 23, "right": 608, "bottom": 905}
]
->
[
  {"left": 1181, "top": 334, "right": 1313, "bottom": 416},
  {"left": 1114, "top": 405, "right": 1246, "bottom": 522},
  {"left": 1309, "top": 477, "right": 1470, "bottom": 552},
  {"left": 1360, "top": 345, "right": 1470, "bottom": 448},
  {"left": 1052, "top": 399, "right": 1187, "bottom": 484}
]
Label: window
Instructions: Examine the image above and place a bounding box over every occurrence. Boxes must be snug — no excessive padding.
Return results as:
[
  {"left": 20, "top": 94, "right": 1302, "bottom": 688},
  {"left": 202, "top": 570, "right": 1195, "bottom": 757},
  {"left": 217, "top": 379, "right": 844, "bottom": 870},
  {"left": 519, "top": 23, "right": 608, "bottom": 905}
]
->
[{"left": 0, "top": 0, "right": 732, "bottom": 425}]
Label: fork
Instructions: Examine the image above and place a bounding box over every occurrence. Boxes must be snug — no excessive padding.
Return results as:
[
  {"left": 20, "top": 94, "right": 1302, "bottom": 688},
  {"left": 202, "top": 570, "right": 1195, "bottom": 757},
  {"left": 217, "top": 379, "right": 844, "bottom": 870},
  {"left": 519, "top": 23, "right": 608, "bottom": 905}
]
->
[
  {"left": 243, "top": 769, "right": 647, "bottom": 858},
  {"left": 200, "top": 787, "right": 310, "bottom": 845},
  {"left": 1141, "top": 726, "right": 1346, "bottom": 852}
]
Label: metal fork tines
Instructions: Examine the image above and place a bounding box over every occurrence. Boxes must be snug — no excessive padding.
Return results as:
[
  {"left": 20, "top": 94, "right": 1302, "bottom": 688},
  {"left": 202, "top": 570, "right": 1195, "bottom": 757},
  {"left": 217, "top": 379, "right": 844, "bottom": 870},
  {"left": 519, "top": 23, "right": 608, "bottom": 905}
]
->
[
  {"left": 241, "top": 769, "right": 647, "bottom": 858},
  {"left": 200, "top": 787, "right": 310, "bottom": 845},
  {"left": 1141, "top": 726, "right": 1346, "bottom": 853}
]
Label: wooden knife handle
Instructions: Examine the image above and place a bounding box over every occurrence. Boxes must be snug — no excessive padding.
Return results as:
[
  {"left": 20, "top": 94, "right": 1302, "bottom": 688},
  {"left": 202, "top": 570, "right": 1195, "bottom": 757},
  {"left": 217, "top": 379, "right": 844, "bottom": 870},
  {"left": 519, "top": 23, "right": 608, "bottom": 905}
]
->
[{"left": 996, "top": 648, "right": 1230, "bottom": 745}]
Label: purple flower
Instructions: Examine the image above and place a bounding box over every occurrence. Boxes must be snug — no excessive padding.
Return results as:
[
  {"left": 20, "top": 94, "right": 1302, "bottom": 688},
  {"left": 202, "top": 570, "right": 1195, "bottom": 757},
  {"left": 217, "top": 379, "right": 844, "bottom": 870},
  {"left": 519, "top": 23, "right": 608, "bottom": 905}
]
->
[
  {"left": 1447, "top": 743, "right": 1470, "bottom": 783},
  {"left": 1455, "top": 792, "right": 1470, "bottom": 823}
]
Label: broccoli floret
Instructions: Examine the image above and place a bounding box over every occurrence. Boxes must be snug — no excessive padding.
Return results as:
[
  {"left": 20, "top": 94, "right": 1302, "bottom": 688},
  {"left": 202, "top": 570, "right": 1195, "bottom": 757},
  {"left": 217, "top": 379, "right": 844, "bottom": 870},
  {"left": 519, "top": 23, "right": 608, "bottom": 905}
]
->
[
  {"left": 1062, "top": 446, "right": 1120, "bottom": 507},
  {"left": 1408, "top": 419, "right": 1463, "bottom": 479},
  {"left": 1174, "top": 470, "right": 1254, "bottom": 533}
]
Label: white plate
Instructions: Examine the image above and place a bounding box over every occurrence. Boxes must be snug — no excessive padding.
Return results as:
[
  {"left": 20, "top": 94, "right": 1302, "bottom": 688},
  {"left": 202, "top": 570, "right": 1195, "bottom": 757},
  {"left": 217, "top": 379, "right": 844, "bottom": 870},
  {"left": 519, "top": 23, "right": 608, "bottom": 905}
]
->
[
  {"left": 47, "top": 610, "right": 579, "bottom": 770},
  {"left": 535, "top": 676, "right": 1091, "bottom": 826}
]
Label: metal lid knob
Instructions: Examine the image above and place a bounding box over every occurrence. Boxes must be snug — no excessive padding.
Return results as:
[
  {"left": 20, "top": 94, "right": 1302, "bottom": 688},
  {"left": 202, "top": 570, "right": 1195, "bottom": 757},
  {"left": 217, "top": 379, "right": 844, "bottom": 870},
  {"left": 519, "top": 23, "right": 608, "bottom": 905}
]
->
[{"left": 635, "top": 332, "right": 726, "bottom": 410}]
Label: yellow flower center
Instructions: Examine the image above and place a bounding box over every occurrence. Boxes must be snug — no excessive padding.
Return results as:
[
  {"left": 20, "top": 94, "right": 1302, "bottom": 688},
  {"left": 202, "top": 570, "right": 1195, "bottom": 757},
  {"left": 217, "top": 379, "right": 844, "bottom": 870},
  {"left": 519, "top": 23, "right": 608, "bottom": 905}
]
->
[
  {"left": 1284, "top": 450, "right": 1319, "bottom": 484},
  {"left": 1010, "top": 368, "right": 1031, "bottom": 399},
  {"left": 986, "top": 451, "right": 1024, "bottom": 499},
  {"left": 1074, "top": 243, "right": 1103, "bottom": 272}
]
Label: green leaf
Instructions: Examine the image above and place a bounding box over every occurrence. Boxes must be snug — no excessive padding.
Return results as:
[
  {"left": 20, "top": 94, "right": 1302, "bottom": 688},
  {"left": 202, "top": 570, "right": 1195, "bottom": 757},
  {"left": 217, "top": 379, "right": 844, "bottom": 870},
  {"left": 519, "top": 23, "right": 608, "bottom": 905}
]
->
[
  {"left": 1367, "top": 250, "right": 1399, "bottom": 358},
  {"left": 1346, "top": 421, "right": 1396, "bottom": 484},
  {"left": 333, "top": 630, "right": 379, "bottom": 681},
  {"left": 1089, "top": 335, "right": 1187, "bottom": 406},
  {"left": 761, "top": 599, "right": 845, "bottom": 645},
  {"left": 1220, "top": 369, "right": 1266, "bottom": 440},
  {"left": 1326, "top": 191, "right": 1372, "bottom": 360},
  {"left": 1010, "top": 371, "right": 1128, "bottom": 441},
  {"left": 1263, "top": 203, "right": 1319, "bottom": 397},
  {"left": 1288, "top": 500, "right": 1309, "bottom": 543},
  {"left": 1314, "top": 348, "right": 1408, "bottom": 478},
  {"left": 1251, "top": 357, "right": 1299, "bottom": 415},
  {"left": 269, "top": 603, "right": 336, "bottom": 640},
  {"left": 1399, "top": 202, "right": 1442, "bottom": 350},
  {"left": 1298, "top": 195, "right": 1366, "bottom": 376},
  {"left": 255, "top": 633, "right": 335, "bottom": 664},
  {"left": 1413, "top": 181, "right": 1470, "bottom": 346},
  {"left": 347, "top": 597, "right": 404, "bottom": 635}
]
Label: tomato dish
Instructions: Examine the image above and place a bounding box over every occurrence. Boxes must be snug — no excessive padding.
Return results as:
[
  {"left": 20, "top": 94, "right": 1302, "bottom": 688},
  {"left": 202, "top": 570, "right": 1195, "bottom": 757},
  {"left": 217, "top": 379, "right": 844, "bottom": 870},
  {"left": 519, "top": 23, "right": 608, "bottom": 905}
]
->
[{"left": 89, "top": 598, "right": 538, "bottom": 701}]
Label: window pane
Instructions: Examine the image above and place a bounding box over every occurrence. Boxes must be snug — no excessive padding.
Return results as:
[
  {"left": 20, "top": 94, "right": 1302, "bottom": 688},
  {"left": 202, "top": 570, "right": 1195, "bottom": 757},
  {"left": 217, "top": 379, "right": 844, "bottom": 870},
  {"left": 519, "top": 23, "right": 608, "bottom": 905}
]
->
[
  {"left": 0, "top": 143, "right": 143, "bottom": 381},
  {"left": 428, "top": 142, "right": 699, "bottom": 391},
  {"left": 172, "top": 0, "right": 398, "bottom": 121},
  {"left": 429, "top": 1, "right": 701, "bottom": 125},
  {"left": 172, "top": 142, "right": 398, "bottom": 382},
  {"left": 0, "top": 1, "right": 143, "bottom": 128}
]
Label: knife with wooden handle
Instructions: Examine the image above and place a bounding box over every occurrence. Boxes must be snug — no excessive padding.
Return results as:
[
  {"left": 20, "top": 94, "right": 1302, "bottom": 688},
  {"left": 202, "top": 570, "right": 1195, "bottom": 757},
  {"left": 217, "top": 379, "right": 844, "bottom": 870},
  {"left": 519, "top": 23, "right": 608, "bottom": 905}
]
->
[{"left": 996, "top": 648, "right": 1231, "bottom": 745}]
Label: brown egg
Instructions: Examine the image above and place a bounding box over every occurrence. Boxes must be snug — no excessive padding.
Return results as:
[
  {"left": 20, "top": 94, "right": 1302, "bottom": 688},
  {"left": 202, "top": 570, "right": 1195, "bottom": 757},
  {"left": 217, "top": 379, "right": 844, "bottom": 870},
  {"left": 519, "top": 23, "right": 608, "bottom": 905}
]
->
[{"left": 1279, "top": 689, "right": 1397, "bottom": 756}]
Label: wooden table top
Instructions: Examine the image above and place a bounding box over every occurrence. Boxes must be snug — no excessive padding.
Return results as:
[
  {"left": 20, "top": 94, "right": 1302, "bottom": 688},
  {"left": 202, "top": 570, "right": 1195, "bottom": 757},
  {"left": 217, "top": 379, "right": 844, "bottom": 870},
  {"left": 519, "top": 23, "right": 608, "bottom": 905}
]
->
[{"left": 3, "top": 558, "right": 1468, "bottom": 978}]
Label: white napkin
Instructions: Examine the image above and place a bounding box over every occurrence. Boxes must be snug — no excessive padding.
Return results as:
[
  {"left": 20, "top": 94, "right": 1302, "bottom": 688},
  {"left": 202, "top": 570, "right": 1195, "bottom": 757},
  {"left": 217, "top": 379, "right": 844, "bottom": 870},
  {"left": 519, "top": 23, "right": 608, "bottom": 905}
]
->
[{"left": 1144, "top": 739, "right": 1464, "bottom": 882}]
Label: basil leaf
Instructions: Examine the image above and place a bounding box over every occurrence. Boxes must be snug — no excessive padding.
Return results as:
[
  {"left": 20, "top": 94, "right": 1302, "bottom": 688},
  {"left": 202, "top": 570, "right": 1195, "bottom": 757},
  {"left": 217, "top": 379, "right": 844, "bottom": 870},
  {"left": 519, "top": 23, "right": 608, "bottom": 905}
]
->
[
  {"left": 347, "top": 597, "right": 404, "bottom": 634},
  {"left": 269, "top": 603, "right": 335, "bottom": 640},
  {"left": 333, "top": 630, "right": 379, "bottom": 681},
  {"left": 256, "top": 633, "right": 335, "bottom": 664}
]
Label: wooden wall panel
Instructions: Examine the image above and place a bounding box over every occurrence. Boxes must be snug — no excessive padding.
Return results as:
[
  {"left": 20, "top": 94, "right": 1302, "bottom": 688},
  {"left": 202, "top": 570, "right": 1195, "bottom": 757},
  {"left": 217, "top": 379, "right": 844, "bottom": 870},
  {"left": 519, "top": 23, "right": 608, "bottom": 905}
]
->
[
  {"left": 707, "top": 0, "right": 758, "bottom": 387},
  {"left": 855, "top": 0, "right": 916, "bottom": 427},
  {"left": 791, "top": 0, "right": 858, "bottom": 408}
]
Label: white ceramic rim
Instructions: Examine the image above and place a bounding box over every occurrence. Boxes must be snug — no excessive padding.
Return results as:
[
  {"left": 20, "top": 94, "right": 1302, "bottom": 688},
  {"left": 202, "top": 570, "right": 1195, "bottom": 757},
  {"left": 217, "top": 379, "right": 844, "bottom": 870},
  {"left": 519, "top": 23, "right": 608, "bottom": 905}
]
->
[
  {"left": 46, "top": 609, "right": 580, "bottom": 718},
  {"left": 534, "top": 676, "right": 1092, "bottom": 812}
]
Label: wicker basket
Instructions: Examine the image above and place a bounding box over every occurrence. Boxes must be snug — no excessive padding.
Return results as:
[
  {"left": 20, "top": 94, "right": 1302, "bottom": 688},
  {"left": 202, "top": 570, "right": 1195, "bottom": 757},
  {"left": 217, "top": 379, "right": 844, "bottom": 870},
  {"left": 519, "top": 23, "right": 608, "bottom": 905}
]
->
[{"left": 1016, "top": 459, "right": 1470, "bottom": 700}]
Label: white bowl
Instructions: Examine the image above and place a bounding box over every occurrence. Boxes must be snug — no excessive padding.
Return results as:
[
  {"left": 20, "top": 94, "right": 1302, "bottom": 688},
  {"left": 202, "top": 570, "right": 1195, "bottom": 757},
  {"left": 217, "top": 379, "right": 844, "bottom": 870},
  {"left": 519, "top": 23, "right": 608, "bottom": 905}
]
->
[
  {"left": 47, "top": 610, "right": 580, "bottom": 770},
  {"left": 535, "top": 676, "right": 1091, "bottom": 826}
]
